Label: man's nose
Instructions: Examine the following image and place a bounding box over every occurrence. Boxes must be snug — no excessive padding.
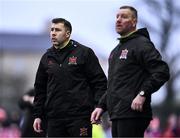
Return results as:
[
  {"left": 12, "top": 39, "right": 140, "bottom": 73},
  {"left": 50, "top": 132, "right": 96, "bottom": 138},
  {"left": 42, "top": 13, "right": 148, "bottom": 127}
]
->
[
  {"left": 51, "top": 30, "right": 56, "bottom": 35},
  {"left": 116, "top": 17, "right": 122, "bottom": 22}
]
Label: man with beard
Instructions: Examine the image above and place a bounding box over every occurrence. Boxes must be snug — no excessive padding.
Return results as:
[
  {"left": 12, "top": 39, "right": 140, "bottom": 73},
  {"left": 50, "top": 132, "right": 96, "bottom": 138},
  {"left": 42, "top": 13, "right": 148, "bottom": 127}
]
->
[{"left": 33, "top": 18, "right": 107, "bottom": 137}]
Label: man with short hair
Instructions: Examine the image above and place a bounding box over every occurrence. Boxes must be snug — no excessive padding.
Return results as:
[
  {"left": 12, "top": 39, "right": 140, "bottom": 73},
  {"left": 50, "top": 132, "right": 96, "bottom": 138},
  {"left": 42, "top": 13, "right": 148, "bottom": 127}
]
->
[
  {"left": 33, "top": 18, "right": 107, "bottom": 137},
  {"left": 91, "top": 6, "right": 170, "bottom": 137}
]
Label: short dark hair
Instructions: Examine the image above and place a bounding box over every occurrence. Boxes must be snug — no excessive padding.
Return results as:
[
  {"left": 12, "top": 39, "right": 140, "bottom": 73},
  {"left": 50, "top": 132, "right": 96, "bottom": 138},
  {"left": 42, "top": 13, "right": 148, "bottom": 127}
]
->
[
  {"left": 120, "top": 6, "right": 137, "bottom": 19},
  {"left": 51, "top": 18, "right": 72, "bottom": 34}
]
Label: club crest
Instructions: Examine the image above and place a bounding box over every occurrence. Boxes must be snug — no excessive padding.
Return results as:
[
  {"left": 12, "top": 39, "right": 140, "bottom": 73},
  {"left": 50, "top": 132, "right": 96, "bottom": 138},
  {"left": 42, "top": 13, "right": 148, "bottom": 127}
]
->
[
  {"left": 80, "top": 127, "right": 88, "bottom": 136},
  {"left": 68, "top": 56, "right": 77, "bottom": 65},
  {"left": 48, "top": 60, "right": 54, "bottom": 65},
  {"left": 119, "top": 49, "right": 128, "bottom": 59}
]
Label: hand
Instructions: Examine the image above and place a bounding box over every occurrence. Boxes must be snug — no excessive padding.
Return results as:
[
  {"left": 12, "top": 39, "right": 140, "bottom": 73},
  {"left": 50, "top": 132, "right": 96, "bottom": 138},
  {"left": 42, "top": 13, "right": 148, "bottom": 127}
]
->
[
  {"left": 131, "top": 94, "right": 146, "bottom": 112},
  {"left": 33, "top": 118, "right": 43, "bottom": 133},
  {"left": 91, "top": 108, "right": 103, "bottom": 124},
  {"left": 23, "top": 95, "right": 34, "bottom": 104}
]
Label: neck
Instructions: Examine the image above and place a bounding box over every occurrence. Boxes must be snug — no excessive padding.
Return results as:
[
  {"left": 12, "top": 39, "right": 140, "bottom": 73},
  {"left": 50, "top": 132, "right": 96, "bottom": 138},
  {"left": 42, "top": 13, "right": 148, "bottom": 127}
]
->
[{"left": 121, "top": 29, "right": 137, "bottom": 38}]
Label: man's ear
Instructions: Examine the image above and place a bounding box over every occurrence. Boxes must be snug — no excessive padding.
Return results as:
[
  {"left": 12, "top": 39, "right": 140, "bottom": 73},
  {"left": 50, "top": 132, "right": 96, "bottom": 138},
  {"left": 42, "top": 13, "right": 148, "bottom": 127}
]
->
[
  {"left": 132, "top": 18, "right": 137, "bottom": 27},
  {"left": 66, "top": 31, "right": 71, "bottom": 38}
]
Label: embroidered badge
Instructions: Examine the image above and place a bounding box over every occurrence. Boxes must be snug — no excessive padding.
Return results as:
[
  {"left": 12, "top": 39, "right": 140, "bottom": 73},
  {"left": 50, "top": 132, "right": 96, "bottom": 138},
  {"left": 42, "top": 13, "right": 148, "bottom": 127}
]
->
[
  {"left": 68, "top": 56, "right": 77, "bottom": 65},
  {"left": 48, "top": 60, "right": 53, "bottom": 65},
  {"left": 80, "top": 127, "right": 88, "bottom": 136},
  {"left": 119, "top": 49, "right": 128, "bottom": 59}
]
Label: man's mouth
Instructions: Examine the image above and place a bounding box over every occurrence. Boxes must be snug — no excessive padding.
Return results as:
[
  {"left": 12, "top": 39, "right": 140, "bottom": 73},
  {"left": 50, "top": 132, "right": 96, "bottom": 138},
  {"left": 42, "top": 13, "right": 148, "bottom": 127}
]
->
[
  {"left": 116, "top": 24, "right": 122, "bottom": 28},
  {"left": 51, "top": 38, "right": 57, "bottom": 41}
]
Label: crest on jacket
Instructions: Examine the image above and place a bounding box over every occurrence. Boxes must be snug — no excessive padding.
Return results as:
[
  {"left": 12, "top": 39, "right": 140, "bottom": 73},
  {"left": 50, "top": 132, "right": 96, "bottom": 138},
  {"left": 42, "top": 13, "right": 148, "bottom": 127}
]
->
[
  {"left": 80, "top": 127, "right": 88, "bottom": 136},
  {"left": 68, "top": 56, "right": 77, "bottom": 65},
  {"left": 119, "top": 49, "right": 128, "bottom": 59}
]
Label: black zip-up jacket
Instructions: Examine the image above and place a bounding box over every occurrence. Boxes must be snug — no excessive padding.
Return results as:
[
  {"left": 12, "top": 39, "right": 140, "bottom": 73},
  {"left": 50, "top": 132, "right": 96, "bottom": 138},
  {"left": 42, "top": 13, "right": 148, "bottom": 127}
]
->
[
  {"left": 98, "top": 28, "right": 170, "bottom": 120},
  {"left": 33, "top": 40, "right": 107, "bottom": 120}
]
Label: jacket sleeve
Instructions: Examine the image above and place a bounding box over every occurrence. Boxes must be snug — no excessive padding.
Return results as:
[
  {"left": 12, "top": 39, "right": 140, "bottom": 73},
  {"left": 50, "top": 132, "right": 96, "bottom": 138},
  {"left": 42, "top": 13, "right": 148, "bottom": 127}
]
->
[
  {"left": 97, "top": 92, "right": 107, "bottom": 111},
  {"left": 84, "top": 48, "right": 107, "bottom": 106},
  {"left": 137, "top": 41, "right": 170, "bottom": 96},
  {"left": 33, "top": 55, "right": 48, "bottom": 119}
]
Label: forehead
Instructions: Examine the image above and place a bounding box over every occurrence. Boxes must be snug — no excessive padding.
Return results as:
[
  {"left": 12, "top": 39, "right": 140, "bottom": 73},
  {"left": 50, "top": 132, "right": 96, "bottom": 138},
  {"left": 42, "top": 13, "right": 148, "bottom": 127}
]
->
[
  {"left": 117, "top": 8, "right": 133, "bottom": 16},
  {"left": 51, "top": 23, "right": 65, "bottom": 28}
]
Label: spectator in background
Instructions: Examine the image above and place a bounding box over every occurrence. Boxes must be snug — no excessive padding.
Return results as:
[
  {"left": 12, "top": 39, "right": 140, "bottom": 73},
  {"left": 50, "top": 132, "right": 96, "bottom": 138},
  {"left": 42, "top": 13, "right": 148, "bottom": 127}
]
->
[
  {"left": 174, "top": 115, "right": 180, "bottom": 137},
  {"left": 0, "top": 107, "right": 7, "bottom": 128},
  {"left": 91, "top": 5, "right": 170, "bottom": 138},
  {"left": 162, "top": 113, "right": 177, "bottom": 137},
  {"left": 33, "top": 18, "right": 107, "bottom": 137},
  {"left": 19, "top": 89, "right": 46, "bottom": 137},
  {"left": 145, "top": 116, "right": 161, "bottom": 137},
  {"left": 0, "top": 107, "right": 21, "bottom": 138}
]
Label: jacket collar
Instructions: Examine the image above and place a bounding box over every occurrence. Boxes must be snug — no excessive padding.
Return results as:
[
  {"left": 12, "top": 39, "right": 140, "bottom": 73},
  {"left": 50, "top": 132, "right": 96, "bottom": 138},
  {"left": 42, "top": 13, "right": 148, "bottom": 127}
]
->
[{"left": 118, "top": 28, "right": 151, "bottom": 44}]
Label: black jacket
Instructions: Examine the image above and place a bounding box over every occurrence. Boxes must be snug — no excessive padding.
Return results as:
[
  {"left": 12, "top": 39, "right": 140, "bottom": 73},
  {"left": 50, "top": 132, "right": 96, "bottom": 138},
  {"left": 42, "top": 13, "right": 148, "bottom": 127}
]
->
[
  {"left": 34, "top": 40, "right": 107, "bottom": 119},
  {"left": 98, "top": 28, "right": 170, "bottom": 120}
]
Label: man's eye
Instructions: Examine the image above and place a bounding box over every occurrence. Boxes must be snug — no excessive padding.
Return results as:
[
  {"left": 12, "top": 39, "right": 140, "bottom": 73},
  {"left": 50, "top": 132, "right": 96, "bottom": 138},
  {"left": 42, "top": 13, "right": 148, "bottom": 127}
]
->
[
  {"left": 122, "top": 16, "right": 128, "bottom": 18},
  {"left": 55, "top": 29, "right": 61, "bottom": 31},
  {"left": 120, "top": 14, "right": 128, "bottom": 18}
]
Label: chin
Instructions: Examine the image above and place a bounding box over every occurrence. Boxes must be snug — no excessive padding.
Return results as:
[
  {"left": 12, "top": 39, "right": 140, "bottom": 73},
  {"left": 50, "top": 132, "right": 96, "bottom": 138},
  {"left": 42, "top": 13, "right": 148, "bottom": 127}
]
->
[
  {"left": 116, "top": 29, "right": 122, "bottom": 34},
  {"left": 52, "top": 42, "right": 58, "bottom": 45},
  {"left": 116, "top": 31, "right": 122, "bottom": 35}
]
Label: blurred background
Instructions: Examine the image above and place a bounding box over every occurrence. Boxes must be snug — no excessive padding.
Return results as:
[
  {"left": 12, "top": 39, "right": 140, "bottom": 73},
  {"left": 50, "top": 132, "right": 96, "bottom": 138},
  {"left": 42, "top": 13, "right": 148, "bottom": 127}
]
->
[{"left": 0, "top": 0, "right": 180, "bottom": 137}]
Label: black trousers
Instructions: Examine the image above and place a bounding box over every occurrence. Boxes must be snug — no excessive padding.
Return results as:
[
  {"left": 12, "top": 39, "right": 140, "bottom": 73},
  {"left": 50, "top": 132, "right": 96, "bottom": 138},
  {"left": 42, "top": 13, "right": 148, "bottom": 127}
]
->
[
  {"left": 112, "top": 118, "right": 150, "bottom": 138},
  {"left": 47, "top": 118, "right": 92, "bottom": 137}
]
